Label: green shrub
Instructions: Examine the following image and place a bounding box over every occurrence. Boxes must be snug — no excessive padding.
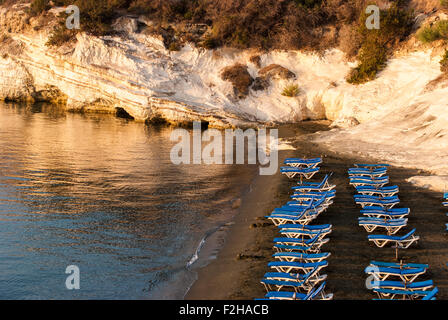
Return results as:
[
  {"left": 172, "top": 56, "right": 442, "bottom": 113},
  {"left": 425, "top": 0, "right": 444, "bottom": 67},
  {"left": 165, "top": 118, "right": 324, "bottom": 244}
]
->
[
  {"left": 347, "top": 3, "right": 413, "bottom": 84},
  {"left": 417, "top": 20, "right": 448, "bottom": 43},
  {"left": 46, "top": 25, "right": 77, "bottom": 47},
  {"left": 294, "top": 0, "right": 322, "bottom": 9},
  {"left": 281, "top": 84, "right": 300, "bottom": 97},
  {"left": 440, "top": 49, "right": 448, "bottom": 73},
  {"left": 168, "top": 41, "right": 181, "bottom": 51},
  {"left": 30, "top": 0, "right": 49, "bottom": 16}
]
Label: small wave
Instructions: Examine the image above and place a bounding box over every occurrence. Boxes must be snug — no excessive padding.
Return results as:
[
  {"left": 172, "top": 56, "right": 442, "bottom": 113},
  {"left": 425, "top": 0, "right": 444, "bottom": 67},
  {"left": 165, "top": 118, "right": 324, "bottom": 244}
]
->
[
  {"left": 186, "top": 235, "right": 207, "bottom": 268},
  {"left": 186, "top": 224, "right": 224, "bottom": 268}
]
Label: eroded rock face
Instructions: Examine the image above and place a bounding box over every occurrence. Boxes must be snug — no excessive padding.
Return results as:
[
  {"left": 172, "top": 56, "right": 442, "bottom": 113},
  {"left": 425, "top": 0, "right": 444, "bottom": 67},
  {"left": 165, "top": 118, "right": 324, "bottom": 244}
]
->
[
  {"left": 0, "top": 56, "right": 35, "bottom": 101},
  {"left": 258, "top": 64, "right": 296, "bottom": 80},
  {"left": 220, "top": 63, "right": 254, "bottom": 99}
]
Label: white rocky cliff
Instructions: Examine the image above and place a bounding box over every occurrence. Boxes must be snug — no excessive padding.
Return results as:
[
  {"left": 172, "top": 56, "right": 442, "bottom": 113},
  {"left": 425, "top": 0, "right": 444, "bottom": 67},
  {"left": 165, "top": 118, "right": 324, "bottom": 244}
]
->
[{"left": 1, "top": 4, "right": 448, "bottom": 189}]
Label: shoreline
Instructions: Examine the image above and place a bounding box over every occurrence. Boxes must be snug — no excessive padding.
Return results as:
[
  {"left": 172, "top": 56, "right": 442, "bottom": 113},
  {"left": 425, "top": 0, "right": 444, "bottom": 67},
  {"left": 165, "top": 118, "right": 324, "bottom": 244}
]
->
[{"left": 186, "top": 121, "right": 448, "bottom": 300}]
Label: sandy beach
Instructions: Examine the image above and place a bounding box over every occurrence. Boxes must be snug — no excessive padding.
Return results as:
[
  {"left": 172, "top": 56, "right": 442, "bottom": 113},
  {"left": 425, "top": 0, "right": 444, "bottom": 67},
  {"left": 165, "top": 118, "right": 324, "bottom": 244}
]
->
[{"left": 187, "top": 121, "right": 448, "bottom": 300}]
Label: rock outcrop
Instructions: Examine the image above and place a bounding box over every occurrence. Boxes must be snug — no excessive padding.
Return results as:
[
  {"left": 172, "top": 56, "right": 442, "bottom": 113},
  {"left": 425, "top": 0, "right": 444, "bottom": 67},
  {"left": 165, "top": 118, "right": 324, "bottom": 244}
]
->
[
  {"left": 258, "top": 64, "right": 296, "bottom": 80},
  {"left": 220, "top": 63, "right": 254, "bottom": 99}
]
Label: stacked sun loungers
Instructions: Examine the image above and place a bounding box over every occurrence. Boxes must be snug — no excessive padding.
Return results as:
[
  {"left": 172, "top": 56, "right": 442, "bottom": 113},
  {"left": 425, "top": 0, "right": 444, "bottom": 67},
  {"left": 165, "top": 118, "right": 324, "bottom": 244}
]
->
[
  {"left": 349, "top": 164, "right": 437, "bottom": 300},
  {"left": 258, "top": 157, "right": 333, "bottom": 300},
  {"left": 365, "top": 261, "right": 438, "bottom": 300},
  {"left": 349, "top": 164, "right": 419, "bottom": 249},
  {"left": 280, "top": 157, "right": 321, "bottom": 180}
]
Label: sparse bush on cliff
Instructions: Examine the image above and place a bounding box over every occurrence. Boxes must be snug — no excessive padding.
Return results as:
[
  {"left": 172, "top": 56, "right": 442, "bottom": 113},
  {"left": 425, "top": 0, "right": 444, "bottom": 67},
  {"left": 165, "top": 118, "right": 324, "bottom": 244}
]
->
[
  {"left": 440, "top": 49, "right": 448, "bottom": 73},
  {"left": 417, "top": 20, "right": 448, "bottom": 43},
  {"left": 30, "top": 0, "right": 49, "bottom": 16},
  {"left": 46, "top": 24, "right": 77, "bottom": 46},
  {"left": 347, "top": 2, "right": 414, "bottom": 84},
  {"left": 281, "top": 83, "right": 300, "bottom": 97}
]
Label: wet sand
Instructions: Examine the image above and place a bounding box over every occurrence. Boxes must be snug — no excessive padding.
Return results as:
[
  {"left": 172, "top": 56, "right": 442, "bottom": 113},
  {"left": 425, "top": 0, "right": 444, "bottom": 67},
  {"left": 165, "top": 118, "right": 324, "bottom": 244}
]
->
[{"left": 186, "top": 121, "right": 448, "bottom": 300}]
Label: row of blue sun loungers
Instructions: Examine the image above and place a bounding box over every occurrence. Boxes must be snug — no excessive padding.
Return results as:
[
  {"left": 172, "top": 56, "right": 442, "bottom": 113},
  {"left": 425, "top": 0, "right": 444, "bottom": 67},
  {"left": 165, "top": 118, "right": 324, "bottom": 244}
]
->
[
  {"left": 349, "top": 164, "right": 419, "bottom": 248},
  {"left": 365, "top": 261, "right": 438, "bottom": 300},
  {"left": 258, "top": 157, "right": 333, "bottom": 300},
  {"left": 349, "top": 164, "right": 437, "bottom": 299}
]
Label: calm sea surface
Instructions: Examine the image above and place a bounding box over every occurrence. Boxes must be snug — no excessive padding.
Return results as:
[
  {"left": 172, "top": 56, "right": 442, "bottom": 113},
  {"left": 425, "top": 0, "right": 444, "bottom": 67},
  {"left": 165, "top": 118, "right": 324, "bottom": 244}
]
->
[{"left": 0, "top": 102, "right": 256, "bottom": 299}]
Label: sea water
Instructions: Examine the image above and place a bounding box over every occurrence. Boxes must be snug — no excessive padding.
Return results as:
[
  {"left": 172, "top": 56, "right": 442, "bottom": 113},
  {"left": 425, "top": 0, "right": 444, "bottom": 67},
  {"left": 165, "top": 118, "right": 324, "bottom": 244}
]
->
[{"left": 0, "top": 102, "right": 257, "bottom": 299}]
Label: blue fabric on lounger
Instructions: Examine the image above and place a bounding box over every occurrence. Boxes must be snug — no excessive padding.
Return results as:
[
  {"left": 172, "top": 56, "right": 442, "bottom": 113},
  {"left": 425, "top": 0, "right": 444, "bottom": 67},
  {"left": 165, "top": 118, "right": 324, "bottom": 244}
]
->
[
  {"left": 278, "top": 223, "right": 332, "bottom": 231},
  {"left": 368, "top": 228, "right": 416, "bottom": 241},
  {"left": 272, "top": 252, "right": 330, "bottom": 262},
  {"left": 422, "top": 287, "right": 438, "bottom": 300},
  {"left": 280, "top": 167, "right": 320, "bottom": 173},
  {"left": 369, "top": 260, "right": 428, "bottom": 269},
  {"left": 268, "top": 261, "right": 328, "bottom": 270},
  {"left": 284, "top": 158, "right": 322, "bottom": 166},
  {"left": 372, "top": 280, "right": 433, "bottom": 290},
  {"left": 356, "top": 185, "right": 399, "bottom": 196},
  {"left": 374, "top": 287, "right": 437, "bottom": 300}
]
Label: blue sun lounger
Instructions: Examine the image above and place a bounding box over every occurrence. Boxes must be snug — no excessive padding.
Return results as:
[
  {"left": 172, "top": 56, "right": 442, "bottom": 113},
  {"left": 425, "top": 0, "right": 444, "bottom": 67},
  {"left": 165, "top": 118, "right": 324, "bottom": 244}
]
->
[
  {"left": 348, "top": 167, "right": 387, "bottom": 178},
  {"left": 280, "top": 229, "right": 332, "bottom": 239},
  {"left": 354, "top": 195, "right": 400, "bottom": 209},
  {"left": 368, "top": 260, "right": 429, "bottom": 270},
  {"left": 361, "top": 206, "right": 410, "bottom": 219},
  {"left": 278, "top": 223, "right": 332, "bottom": 232},
  {"left": 287, "top": 200, "right": 332, "bottom": 211},
  {"left": 358, "top": 217, "right": 407, "bottom": 234},
  {"left": 292, "top": 174, "right": 335, "bottom": 193},
  {"left": 273, "top": 236, "right": 329, "bottom": 253},
  {"left": 291, "top": 190, "right": 336, "bottom": 203},
  {"left": 443, "top": 192, "right": 448, "bottom": 206},
  {"left": 279, "top": 224, "right": 332, "bottom": 239},
  {"left": 268, "top": 260, "right": 328, "bottom": 273},
  {"left": 275, "top": 196, "right": 327, "bottom": 212},
  {"left": 373, "top": 287, "right": 438, "bottom": 300},
  {"left": 267, "top": 200, "right": 327, "bottom": 225},
  {"left": 280, "top": 166, "right": 320, "bottom": 179},
  {"left": 365, "top": 266, "right": 427, "bottom": 283},
  {"left": 356, "top": 185, "right": 399, "bottom": 197},
  {"left": 273, "top": 235, "right": 329, "bottom": 252},
  {"left": 349, "top": 175, "right": 389, "bottom": 188},
  {"left": 260, "top": 281, "right": 333, "bottom": 300},
  {"left": 267, "top": 211, "right": 320, "bottom": 226},
  {"left": 261, "top": 268, "right": 327, "bottom": 292},
  {"left": 273, "top": 252, "right": 330, "bottom": 263},
  {"left": 284, "top": 157, "right": 322, "bottom": 168},
  {"left": 370, "top": 279, "right": 433, "bottom": 291},
  {"left": 368, "top": 228, "right": 419, "bottom": 248}
]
